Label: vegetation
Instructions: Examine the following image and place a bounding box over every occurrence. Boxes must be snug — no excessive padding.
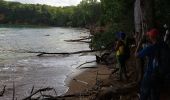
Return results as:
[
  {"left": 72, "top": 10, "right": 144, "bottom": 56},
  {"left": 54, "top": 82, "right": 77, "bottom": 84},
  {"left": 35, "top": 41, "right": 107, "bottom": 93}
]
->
[
  {"left": 0, "top": 0, "right": 101, "bottom": 27},
  {"left": 91, "top": 0, "right": 170, "bottom": 49},
  {"left": 91, "top": 0, "right": 135, "bottom": 49}
]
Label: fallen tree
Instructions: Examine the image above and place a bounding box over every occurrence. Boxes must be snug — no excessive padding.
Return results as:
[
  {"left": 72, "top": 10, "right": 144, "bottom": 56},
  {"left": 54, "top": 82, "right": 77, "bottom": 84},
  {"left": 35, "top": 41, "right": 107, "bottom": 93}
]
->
[
  {"left": 64, "top": 37, "right": 91, "bottom": 42},
  {"left": 22, "top": 87, "right": 54, "bottom": 100},
  {"left": 24, "top": 49, "right": 106, "bottom": 56}
]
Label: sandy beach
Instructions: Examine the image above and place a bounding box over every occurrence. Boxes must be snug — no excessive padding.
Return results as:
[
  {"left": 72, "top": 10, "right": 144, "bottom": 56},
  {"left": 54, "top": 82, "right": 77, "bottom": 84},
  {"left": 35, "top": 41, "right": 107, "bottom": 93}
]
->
[
  {"left": 65, "top": 64, "right": 114, "bottom": 99},
  {"left": 64, "top": 55, "right": 142, "bottom": 100}
]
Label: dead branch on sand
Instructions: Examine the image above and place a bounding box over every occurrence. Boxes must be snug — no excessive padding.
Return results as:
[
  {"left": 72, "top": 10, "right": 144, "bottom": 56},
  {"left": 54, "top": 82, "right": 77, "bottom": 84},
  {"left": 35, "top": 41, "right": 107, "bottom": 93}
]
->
[
  {"left": 22, "top": 87, "right": 53, "bottom": 100},
  {"left": 76, "top": 60, "right": 96, "bottom": 69}
]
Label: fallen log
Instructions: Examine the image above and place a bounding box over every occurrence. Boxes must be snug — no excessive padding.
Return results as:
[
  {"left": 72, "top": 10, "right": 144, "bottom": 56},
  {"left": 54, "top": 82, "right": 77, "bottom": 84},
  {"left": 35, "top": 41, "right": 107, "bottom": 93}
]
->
[
  {"left": 80, "top": 66, "right": 98, "bottom": 69},
  {"left": 76, "top": 60, "right": 96, "bottom": 69},
  {"left": 12, "top": 82, "right": 15, "bottom": 100},
  {"left": 26, "top": 49, "right": 105, "bottom": 56},
  {"left": 64, "top": 37, "right": 91, "bottom": 42},
  {"left": 51, "top": 92, "right": 92, "bottom": 99},
  {"left": 40, "top": 92, "right": 93, "bottom": 99}
]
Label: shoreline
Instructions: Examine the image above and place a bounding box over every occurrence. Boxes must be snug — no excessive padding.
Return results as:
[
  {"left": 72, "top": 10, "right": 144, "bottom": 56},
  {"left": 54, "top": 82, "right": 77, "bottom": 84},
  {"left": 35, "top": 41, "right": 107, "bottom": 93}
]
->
[{"left": 65, "top": 64, "right": 112, "bottom": 95}]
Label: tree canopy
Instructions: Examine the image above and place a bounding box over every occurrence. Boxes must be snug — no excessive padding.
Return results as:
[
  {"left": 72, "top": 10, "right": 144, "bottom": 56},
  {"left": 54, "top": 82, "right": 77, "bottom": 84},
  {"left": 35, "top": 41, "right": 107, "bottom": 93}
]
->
[
  {"left": 91, "top": 0, "right": 170, "bottom": 49},
  {"left": 0, "top": 0, "right": 101, "bottom": 27}
]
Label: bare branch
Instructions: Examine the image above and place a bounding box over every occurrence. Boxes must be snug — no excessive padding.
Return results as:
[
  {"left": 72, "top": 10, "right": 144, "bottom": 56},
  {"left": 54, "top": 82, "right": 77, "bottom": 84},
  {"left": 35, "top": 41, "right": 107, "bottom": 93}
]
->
[
  {"left": 0, "top": 85, "right": 6, "bottom": 97},
  {"left": 22, "top": 87, "right": 53, "bottom": 100}
]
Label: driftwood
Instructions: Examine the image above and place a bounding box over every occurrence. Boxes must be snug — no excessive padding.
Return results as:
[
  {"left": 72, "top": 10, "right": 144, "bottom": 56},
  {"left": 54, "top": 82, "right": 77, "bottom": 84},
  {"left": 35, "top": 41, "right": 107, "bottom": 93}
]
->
[
  {"left": 64, "top": 37, "right": 91, "bottom": 43},
  {"left": 30, "top": 86, "right": 34, "bottom": 95},
  {"left": 38, "top": 92, "right": 93, "bottom": 100},
  {"left": 64, "top": 37, "right": 91, "bottom": 42},
  {"left": 76, "top": 60, "right": 96, "bottom": 69},
  {"left": 12, "top": 82, "right": 15, "bottom": 100},
  {"left": 0, "top": 85, "right": 6, "bottom": 97},
  {"left": 65, "top": 40, "right": 91, "bottom": 43},
  {"left": 73, "top": 78, "right": 88, "bottom": 85},
  {"left": 28, "top": 49, "right": 105, "bottom": 56},
  {"left": 22, "top": 87, "right": 53, "bottom": 100}
]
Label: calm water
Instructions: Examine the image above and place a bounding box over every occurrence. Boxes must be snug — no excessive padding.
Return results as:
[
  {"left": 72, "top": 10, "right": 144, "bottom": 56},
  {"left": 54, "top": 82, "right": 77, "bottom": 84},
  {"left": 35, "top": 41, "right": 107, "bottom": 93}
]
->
[{"left": 0, "top": 27, "right": 96, "bottom": 99}]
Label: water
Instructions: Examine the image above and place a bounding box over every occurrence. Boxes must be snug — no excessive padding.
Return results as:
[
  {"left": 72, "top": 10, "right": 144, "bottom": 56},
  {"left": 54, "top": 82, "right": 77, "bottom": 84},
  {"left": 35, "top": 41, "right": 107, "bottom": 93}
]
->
[{"left": 0, "top": 27, "right": 96, "bottom": 99}]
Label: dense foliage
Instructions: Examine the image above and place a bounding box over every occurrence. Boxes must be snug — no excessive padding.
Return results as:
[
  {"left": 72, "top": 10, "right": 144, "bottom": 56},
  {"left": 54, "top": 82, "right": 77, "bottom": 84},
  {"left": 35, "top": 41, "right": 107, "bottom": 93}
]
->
[
  {"left": 91, "top": 0, "right": 135, "bottom": 49},
  {"left": 91, "top": 0, "right": 170, "bottom": 49},
  {"left": 0, "top": 0, "right": 101, "bottom": 27},
  {"left": 155, "top": 0, "right": 170, "bottom": 26}
]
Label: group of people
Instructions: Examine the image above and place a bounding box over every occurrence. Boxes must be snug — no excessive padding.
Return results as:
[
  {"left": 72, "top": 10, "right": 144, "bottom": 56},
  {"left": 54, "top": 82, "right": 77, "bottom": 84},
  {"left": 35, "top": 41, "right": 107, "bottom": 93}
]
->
[{"left": 114, "top": 24, "right": 170, "bottom": 100}]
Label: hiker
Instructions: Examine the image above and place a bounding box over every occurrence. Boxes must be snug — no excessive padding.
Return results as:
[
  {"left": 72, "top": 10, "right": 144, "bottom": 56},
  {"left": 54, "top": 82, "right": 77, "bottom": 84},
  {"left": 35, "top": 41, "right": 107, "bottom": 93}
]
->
[
  {"left": 135, "top": 29, "right": 161, "bottom": 100},
  {"left": 115, "top": 32, "right": 129, "bottom": 81}
]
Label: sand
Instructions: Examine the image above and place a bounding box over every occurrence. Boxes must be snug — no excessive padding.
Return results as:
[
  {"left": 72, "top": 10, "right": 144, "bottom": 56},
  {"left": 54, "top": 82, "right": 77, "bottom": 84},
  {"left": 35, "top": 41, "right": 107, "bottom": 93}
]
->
[{"left": 66, "top": 64, "right": 113, "bottom": 95}]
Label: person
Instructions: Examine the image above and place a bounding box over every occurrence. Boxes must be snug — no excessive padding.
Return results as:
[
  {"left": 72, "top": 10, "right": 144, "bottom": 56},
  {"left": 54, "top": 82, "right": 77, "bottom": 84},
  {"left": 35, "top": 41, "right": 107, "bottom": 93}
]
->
[
  {"left": 115, "top": 32, "right": 129, "bottom": 81},
  {"left": 135, "top": 28, "right": 160, "bottom": 100}
]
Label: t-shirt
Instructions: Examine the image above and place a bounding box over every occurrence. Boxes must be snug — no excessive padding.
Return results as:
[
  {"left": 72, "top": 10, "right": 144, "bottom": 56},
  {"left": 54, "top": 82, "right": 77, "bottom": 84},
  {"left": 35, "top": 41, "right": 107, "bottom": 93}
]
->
[
  {"left": 116, "top": 45, "right": 124, "bottom": 56},
  {"left": 116, "top": 40, "right": 125, "bottom": 56},
  {"left": 137, "top": 43, "right": 158, "bottom": 76}
]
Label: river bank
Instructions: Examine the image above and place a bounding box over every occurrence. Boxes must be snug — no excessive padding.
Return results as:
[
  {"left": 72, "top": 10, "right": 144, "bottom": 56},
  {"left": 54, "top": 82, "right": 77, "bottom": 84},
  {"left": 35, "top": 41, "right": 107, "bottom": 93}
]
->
[
  {"left": 65, "top": 64, "right": 113, "bottom": 100},
  {"left": 62, "top": 53, "right": 141, "bottom": 100},
  {"left": 66, "top": 64, "right": 112, "bottom": 94}
]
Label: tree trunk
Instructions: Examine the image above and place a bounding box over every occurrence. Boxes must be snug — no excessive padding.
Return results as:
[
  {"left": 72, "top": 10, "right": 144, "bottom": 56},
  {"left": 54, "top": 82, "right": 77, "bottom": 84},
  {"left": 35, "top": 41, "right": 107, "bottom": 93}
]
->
[
  {"left": 134, "top": 0, "right": 142, "bottom": 33},
  {"left": 134, "top": 0, "right": 156, "bottom": 84},
  {"left": 141, "top": 0, "right": 155, "bottom": 30},
  {"left": 134, "top": 0, "right": 155, "bottom": 41}
]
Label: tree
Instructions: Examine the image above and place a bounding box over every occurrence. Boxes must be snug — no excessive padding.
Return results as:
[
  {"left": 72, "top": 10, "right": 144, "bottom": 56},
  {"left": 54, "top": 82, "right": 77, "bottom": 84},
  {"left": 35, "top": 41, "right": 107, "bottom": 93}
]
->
[{"left": 134, "top": 0, "right": 155, "bottom": 36}]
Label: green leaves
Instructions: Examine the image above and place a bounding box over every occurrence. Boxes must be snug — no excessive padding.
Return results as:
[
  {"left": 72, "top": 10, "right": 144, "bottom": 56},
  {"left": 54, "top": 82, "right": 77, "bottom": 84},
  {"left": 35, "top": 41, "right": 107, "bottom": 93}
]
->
[{"left": 0, "top": 0, "right": 101, "bottom": 27}]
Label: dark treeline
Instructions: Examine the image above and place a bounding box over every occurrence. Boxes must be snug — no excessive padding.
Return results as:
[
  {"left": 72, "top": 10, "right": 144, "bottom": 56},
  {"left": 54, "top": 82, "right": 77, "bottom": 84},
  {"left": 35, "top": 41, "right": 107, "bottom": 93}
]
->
[{"left": 0, "top": 0, "right": 101, "bottom": 27}]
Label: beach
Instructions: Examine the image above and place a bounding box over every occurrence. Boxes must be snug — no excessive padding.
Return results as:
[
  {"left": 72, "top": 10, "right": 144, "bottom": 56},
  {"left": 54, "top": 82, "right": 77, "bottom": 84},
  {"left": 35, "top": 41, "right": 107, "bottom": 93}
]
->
[
  {"left": 65, "top": 64, "right": 114, "bottom": 99},
  {"left": 64, "top": 54, "right": 142, "bottom": 100}
]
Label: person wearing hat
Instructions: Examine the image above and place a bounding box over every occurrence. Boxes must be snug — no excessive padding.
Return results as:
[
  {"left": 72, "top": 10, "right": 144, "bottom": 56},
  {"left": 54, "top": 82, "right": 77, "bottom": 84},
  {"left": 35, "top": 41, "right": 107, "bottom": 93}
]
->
[
  {"left": 136, "top": 29, "right": 160, "bottom": 100},
  {"left": 115, "top": 32, "right": 128, "bottom": 81}
]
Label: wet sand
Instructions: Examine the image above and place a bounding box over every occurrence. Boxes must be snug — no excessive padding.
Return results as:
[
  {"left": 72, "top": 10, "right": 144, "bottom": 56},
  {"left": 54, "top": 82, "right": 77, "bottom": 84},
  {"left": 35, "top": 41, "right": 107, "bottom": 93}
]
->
[{"left": 65, "top": 64, "right": 112, "bottom": 95}]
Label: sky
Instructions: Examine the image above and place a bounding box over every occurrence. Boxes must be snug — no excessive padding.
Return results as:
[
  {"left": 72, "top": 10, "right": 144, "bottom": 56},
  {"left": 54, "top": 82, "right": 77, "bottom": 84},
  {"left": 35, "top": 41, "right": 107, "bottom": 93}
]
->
[{"left": 4, "top": 0, "right": 83, "bottom": 7}]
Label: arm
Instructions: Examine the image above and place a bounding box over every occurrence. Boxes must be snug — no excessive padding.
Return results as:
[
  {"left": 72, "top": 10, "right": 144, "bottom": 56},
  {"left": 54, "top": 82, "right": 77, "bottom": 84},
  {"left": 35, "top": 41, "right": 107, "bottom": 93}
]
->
[
  {"left": 135, "top": 46, "right": 152, "bottom": 58},
  {"left": 114, "top": 41, "right": 120, "bottom": 51}
]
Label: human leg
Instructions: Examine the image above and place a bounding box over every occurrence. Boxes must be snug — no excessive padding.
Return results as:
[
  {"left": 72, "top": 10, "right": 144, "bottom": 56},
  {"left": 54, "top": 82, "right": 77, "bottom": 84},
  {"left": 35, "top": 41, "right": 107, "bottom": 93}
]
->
[{"left": 140, "top": 74, "right": 152, "bottom": 100}]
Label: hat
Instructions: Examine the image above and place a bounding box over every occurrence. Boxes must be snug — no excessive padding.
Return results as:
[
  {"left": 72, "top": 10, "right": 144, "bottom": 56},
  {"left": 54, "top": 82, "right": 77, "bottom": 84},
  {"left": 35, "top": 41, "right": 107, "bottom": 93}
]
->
[
  {"left": 116, "top": 32, "right": 126, "bottom": 39},
  {"left": 147, "top": 28, "right": 159, "bottom": 38}
]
